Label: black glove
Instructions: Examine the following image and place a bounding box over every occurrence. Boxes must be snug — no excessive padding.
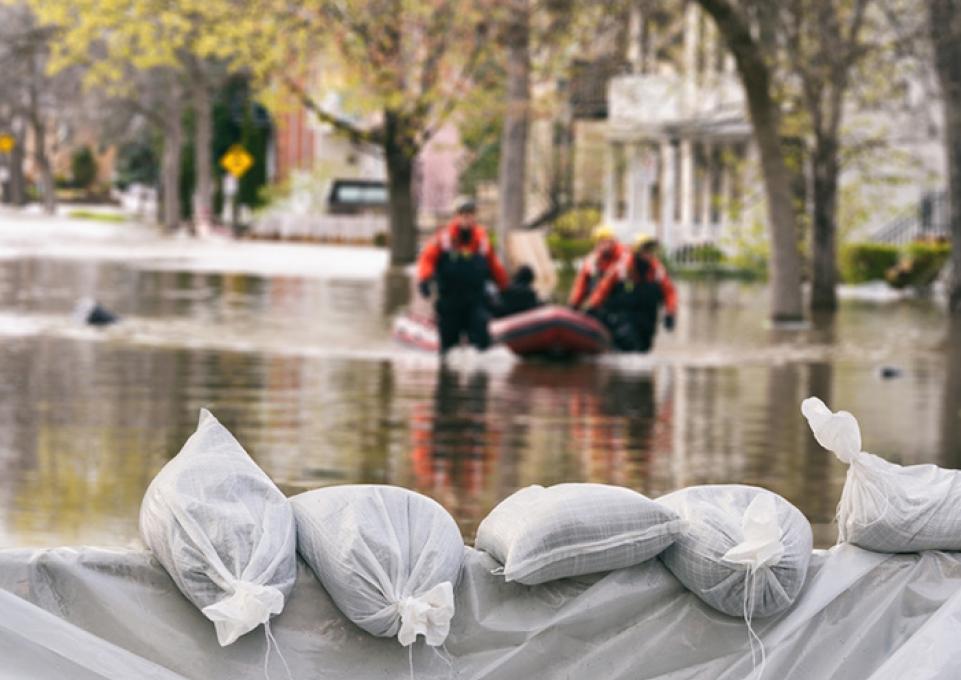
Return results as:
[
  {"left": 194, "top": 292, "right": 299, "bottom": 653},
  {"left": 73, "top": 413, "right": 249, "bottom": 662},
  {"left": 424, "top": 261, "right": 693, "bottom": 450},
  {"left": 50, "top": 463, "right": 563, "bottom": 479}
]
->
[
  {"left": 664, "top": 314, "right": 675, "bottom": 331},
  {"left": 418, "top": 279, "right": 432, "bottom": 299}
]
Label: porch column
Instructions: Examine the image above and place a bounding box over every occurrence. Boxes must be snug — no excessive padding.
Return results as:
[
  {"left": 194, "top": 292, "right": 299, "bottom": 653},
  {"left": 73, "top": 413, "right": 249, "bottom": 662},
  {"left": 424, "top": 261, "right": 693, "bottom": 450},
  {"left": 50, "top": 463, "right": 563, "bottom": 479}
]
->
[
  {"left": 700, "top": 141, "right": 713, "bottom": 230},
  {"left": 660, "top": 139, "right": 675, "bottom": 248},
  {"left": 604, "top": 142, "right": 615, "bottom": 224},
  {"left": 719, "top": 144, "right": 732, "bottom": 234},
  {"left": 679, "top": 138, "right": 694, "bottom": 245}
]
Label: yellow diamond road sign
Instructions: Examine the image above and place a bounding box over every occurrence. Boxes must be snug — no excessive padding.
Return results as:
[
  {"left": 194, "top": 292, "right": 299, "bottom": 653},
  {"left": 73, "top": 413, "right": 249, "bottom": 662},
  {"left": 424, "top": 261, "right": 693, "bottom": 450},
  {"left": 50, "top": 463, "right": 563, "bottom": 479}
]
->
[
  {"left": 0, "top": 134, "right": 14, "bottom": 154},
  {"left": 220, "top": 144, "right": 253, "bottom": 178}
]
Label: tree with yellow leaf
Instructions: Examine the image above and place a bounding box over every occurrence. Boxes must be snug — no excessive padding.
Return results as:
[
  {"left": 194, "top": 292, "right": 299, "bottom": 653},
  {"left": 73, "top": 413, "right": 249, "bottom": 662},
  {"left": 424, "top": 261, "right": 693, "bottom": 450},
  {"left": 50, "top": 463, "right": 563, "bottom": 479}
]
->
[
  {"left": 31, "top": 0, "right": 233, "bottom": 232},
  {"left": 221, "top": 0, "right": 496, "bottom": 264}
]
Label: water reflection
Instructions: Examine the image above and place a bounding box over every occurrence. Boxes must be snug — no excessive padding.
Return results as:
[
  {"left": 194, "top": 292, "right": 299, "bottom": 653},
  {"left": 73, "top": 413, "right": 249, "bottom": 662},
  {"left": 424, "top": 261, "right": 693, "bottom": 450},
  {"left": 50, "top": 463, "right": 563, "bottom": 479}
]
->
[
  {"left": 411, "top": 367, "right": 494, "bottom": 537},
  {"left": 0, "top": 256, "right": 958, "bottom": 549},
  {"left": 941, "top": 318, "right": 961, "bottom": 468}
]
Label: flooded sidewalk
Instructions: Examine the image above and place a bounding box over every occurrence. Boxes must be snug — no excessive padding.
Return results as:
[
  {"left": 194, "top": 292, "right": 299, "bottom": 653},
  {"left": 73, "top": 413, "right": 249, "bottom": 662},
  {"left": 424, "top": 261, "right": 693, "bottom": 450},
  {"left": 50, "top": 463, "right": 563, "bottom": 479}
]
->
[{"left": 0, "top": 209, "right": 958, "bottom": 550}]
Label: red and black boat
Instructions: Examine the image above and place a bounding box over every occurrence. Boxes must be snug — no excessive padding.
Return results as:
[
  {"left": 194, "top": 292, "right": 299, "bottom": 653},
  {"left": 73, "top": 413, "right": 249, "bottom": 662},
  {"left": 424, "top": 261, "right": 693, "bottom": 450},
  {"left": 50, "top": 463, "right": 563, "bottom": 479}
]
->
[
  {"left": 490, "top": 305, "right": 609, "bottom": 357},
  {"left": 392, "top": 305, "right": 610, "bottom": 358}
]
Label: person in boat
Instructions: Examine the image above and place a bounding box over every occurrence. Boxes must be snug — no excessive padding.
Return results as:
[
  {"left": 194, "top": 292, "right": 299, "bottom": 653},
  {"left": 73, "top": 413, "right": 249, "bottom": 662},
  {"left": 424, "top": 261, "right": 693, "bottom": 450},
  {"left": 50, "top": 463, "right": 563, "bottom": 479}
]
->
[
  {"left": 585, "top": 234, "right": 677, "bottom": 352},
  {"left": 417, "top": 199, "right": 509, "bottom": 354},
  {"left": 493, "top": 264, "right": 542, "bottom": 318},
  {"left": 568, "top": 224, "right": 627, "bottom": 310}
]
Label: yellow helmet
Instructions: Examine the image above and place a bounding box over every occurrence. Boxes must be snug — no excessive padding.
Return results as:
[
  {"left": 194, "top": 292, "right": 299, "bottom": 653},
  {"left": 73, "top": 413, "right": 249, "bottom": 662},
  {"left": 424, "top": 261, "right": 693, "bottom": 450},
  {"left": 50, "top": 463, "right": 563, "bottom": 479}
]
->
[
  {"left": 634, "top": 233, "right": 659, "bottom": 251},
  {"left": 592, "top": 224, "right": 616, "bottom": 243}
]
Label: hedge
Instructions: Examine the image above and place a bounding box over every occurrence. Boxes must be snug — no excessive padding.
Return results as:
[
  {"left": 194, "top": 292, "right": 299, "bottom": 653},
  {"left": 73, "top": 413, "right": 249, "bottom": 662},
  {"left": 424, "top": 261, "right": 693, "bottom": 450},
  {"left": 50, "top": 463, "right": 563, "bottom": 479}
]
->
[{"left": 839, "top": 243, "right": 901, "bottom": 283}]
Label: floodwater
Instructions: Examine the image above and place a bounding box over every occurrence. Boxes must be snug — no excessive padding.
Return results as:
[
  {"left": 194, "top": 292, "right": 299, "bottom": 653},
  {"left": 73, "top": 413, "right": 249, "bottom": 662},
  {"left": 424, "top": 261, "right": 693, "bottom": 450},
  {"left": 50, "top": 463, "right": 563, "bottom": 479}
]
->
[{"left": 0, "top": 232, "right": 959, "bottom": 549}]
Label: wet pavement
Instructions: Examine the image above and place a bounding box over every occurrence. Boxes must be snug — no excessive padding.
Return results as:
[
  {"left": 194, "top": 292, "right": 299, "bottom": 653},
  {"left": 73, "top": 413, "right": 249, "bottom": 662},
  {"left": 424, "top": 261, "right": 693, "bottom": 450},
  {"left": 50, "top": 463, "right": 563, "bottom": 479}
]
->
[{"left": 0, "top": 211, "right": 958, "bottom": 548}]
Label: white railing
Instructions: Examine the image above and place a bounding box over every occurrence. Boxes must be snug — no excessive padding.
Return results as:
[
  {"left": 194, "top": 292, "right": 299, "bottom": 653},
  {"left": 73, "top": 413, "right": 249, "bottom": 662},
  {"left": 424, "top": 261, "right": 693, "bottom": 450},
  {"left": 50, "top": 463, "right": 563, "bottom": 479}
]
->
[{"left": 251, "top": 213, "right": 388, "bottom": 242}]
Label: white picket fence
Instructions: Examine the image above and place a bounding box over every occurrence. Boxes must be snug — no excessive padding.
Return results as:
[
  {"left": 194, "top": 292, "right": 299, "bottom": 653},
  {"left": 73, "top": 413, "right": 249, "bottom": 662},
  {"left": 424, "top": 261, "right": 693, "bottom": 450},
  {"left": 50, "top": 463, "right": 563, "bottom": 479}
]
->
[{"left": 251, "top": 212, "right": 388, "bottom": 242}]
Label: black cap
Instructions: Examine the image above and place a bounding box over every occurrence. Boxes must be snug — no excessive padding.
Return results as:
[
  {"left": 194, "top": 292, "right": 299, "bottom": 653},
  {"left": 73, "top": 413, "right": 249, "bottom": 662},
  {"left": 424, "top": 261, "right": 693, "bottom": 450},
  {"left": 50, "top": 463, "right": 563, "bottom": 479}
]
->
[{"left": 455, "top": 199, "right": 477, "bottom": 215}]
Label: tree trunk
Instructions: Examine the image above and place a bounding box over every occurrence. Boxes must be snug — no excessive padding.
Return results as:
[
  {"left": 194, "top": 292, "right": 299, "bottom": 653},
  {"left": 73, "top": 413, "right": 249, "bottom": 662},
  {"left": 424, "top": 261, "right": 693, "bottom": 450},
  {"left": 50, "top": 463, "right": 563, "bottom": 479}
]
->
[
  {"left": 384, "top": 109, "right": 419, "bottom": 265},
  {"left": 8, "top": 128, "right": 26, "bottom": 206},
  {"left": 496, "top": 0, "right": 531, "bottom": 263},
  {"left": 30, "top": 114, "right": 56, "bottom": 214},
  {"left": 697, "top": 0, "right": 804, "bottom": 322},
  {"left": 161, "top": 103, "right": 184, "bottom": 233},
  {"left": 810, "top": 135, "right": 840, "bottom": 311},
  {"left": 192, "top": 80, "right": 214, "bottom": 236},
  {"left": 28, "top": 53, "right": 55, "bottom": 215},
  {"left": 930, "top": 0, "right": 961, "bottom": 314}
]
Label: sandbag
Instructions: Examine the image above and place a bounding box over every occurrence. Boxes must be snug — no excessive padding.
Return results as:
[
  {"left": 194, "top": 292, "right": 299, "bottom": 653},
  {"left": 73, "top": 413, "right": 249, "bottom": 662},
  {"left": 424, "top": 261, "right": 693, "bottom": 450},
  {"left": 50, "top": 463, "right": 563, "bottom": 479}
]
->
[
  {"left": 657, "top": 485, "right": 812, "bottom": 618},
  {"left": 475, "top": 483, "right": 685, "bottom": 585},
  {"left": 139, "top": 409, "right": 297, "bottom": 646},
  {"left": 802, "top": 396, "right": 961, "bottom": 552},
  {"left": 291, "top": 485, "right": 464, "bottom": 646}
]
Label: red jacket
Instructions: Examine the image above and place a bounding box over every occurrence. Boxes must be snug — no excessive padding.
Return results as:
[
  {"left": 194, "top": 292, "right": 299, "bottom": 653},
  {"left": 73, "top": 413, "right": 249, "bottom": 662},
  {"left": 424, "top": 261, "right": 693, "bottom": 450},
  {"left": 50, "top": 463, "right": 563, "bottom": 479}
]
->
[
  {"left": 587, "top": 252, "right": 678, "bottom": 314},
  {"left": 417, "top": 220, "right": 509, "bottom": 290},
  {"left": 568, "top": 242, "right": 627, "bottom": 307}
]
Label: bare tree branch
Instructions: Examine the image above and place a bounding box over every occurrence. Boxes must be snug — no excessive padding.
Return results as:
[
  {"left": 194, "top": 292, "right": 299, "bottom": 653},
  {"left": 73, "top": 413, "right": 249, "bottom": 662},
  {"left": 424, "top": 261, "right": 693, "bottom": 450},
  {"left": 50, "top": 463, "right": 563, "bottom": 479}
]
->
[{"left": 282, "top": 75, "right": 384, "bottom": 145}]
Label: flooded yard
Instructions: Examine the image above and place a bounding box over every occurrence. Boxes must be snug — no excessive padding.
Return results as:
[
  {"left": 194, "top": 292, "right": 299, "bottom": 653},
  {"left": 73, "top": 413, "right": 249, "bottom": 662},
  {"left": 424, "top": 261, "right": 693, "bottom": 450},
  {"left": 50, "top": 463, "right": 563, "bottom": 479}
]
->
[{"left": 0, "top": 215, "right": 958, "bottom": 549}]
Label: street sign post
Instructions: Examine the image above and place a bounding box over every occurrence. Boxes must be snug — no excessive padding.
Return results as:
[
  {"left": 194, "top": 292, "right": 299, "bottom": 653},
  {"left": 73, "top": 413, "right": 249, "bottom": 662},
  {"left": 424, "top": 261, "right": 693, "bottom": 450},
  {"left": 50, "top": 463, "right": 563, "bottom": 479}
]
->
[
  {"left": 219, "top": 145, "right": 253, "bottom": 233},
  {"left": 220, "top": 144, "right": 253, "bottom": 178}
]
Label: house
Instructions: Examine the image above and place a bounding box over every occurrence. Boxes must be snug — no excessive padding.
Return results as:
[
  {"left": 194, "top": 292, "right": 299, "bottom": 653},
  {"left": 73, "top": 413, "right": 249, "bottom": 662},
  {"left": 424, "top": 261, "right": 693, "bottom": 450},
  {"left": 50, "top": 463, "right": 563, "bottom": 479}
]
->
[{"left": 601, "top": 3, "right": 945, "bottom": 252}]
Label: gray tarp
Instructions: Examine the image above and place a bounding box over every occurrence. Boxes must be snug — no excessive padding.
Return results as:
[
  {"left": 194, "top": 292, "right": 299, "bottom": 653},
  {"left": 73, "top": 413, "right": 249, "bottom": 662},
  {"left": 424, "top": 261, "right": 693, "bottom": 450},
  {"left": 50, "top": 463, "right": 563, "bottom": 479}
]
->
[{"left": 2, "top": 545, "right": 961, "bottom": 679}]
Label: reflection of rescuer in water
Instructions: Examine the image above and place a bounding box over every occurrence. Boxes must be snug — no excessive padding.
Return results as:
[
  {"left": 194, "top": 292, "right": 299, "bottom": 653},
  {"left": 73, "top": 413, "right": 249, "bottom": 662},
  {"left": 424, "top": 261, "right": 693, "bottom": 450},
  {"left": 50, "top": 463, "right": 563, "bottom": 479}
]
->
[
  {"left": 586, "top": 235, "right": 677, "bottom": 352},
  {"left": 416, "top": 200, "right": 509, "bottom": 354},
  {"left": 568, "top": 225, "right": 627, "bottom": 309},
  {"left": 410, "top": 366, "right": 493, "bottom": 535}
]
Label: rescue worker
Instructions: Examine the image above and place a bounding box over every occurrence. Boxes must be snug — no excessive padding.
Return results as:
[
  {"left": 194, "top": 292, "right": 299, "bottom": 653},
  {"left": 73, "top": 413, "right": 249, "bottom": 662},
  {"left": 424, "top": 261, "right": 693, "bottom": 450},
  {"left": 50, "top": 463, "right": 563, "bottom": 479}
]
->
[
  {"left": 568, "top": 225, "right": 627, "bottom": 309},
  {"left": 417, "top": 200, "right": 509, "bottom": 354},
  {"left": 493, "top": 264, "right": 542, "bottom": 318},
  {"left": 585, "top": 234, "right": 677, "bottom": 352}
]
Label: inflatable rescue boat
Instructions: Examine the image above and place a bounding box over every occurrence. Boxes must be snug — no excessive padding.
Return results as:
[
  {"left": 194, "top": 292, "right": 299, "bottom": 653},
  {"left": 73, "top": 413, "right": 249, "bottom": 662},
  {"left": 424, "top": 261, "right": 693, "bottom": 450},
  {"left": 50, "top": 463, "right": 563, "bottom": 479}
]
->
[{"left": 391, "top": 305, "right": 610, "bottom": 358}]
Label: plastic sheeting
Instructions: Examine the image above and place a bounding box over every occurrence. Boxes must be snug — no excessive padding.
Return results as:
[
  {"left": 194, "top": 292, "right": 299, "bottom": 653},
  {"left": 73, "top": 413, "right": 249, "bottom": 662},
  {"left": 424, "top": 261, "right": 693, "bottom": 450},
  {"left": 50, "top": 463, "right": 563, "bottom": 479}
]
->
[{"left": 3, "top": 545, "right": 961, "bottom": 679}]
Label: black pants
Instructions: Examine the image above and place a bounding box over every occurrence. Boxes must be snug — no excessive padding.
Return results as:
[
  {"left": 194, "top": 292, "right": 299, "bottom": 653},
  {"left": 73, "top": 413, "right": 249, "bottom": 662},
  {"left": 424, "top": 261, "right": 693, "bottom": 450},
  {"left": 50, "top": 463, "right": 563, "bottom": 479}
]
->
[
  {"left": 436, "top": 301, "right": 491, "bottom": 354},
  {"left": 608, "top": 313, "right": 657, "bottom": 353}
]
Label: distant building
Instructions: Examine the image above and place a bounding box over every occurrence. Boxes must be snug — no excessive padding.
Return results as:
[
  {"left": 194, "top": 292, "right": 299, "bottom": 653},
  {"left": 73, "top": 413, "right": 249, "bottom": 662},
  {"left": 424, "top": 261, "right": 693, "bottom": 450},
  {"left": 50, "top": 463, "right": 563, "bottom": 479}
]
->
[
  {"left": 271, "top": 90, "right": 462, "bottom": 231},
  {"left": 602, "top": 3, "right": 945, "bottom": 251}
]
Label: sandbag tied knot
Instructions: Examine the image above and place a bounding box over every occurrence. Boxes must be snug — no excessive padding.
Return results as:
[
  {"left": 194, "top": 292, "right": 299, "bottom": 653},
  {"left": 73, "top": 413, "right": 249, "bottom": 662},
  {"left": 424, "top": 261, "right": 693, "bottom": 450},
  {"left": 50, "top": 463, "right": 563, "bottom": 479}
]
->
[
  {"left": 395, "top": 581, "right": 455, "bottom": 647},
  {"left": 801, "top": 397, "right": 862, "bottom": 464},
  {"left": 722, "top": 494, "right": 785, "bottom": 572},
  {"left": 202, "top": 579, "right": 285, "bottom": 646}
]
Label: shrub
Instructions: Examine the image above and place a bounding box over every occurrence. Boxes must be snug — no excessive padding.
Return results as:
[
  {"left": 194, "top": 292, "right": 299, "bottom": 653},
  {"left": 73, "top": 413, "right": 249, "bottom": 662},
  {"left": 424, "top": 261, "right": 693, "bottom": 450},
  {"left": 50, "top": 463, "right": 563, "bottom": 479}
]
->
[
  {"left": 548, "top": 207, "right": 601, "bottom": 269},
  {"left": 839, "top": 242, "right": 900, "bottom": 283},
  {"left": 886, "top": 239, "right": 951, "bottom": 289},
  {"left": 722, "top": 217, "right": 769, "bottom": 279},
  {"left": 547, "top": 233, "right": 593, "bottom": 267},
  {"left": 553, "top": 207, "right": 602, "bottom": 240},
  {"left": 70, "top": 146, "right": 98, "bottom": 190}
]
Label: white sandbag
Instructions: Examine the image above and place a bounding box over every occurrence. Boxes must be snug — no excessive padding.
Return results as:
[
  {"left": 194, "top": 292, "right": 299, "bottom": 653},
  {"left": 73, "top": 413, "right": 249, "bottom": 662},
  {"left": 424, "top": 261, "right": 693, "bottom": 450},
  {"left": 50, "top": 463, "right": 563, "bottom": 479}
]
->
[
  {"left": 139, "top": 409, "right": 297, "bottom": 646},
  {"left": 802, "top": 396, "right": 961, "bottom": 552},
  {"left": 291, "top": 485, "right": 463, "bottom": 646},
  {"left": 657, "top": 485, "right": 812, "bottom": 618},
  {"left": 475, "top": 483, "right": 685, "bottom": 585}
]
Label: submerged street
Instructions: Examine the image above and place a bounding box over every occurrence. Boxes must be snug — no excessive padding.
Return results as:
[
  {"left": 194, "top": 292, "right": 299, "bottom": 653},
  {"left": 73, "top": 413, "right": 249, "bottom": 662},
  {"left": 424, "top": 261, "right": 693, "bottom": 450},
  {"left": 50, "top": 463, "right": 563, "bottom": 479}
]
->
[{"left": 0, "top": 210, "right": 958, "bottom": 549}]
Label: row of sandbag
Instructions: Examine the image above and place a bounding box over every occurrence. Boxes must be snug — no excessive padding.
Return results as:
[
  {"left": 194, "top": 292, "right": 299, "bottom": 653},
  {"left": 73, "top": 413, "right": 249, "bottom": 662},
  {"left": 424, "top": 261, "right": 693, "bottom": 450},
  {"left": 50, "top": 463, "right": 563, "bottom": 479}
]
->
[{"left": 138, "top": 397, "right": 961, "bottom": 652}]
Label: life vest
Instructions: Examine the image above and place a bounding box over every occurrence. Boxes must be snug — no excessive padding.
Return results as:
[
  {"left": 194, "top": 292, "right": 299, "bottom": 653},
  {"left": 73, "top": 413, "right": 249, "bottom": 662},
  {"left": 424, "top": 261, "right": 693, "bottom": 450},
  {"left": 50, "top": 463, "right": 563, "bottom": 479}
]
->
[
  {"left": 434, "top": 227, "right": 493, "bottom": 306},
  {"left": 609, "top": 255, "right": 663, "bottom": 326}
]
